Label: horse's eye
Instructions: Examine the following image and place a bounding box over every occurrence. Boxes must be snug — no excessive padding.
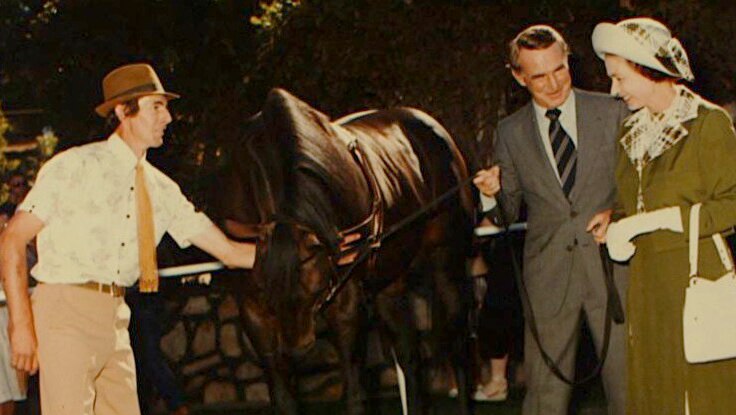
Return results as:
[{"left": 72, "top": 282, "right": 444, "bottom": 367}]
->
[{"left": 304, "top": 234, "right": 322, "bottom": 250}]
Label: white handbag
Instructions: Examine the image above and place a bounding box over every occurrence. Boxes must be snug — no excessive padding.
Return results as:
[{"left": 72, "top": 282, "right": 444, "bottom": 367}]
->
[{"left": 683, "top": 203, "right": 736, "bottom": 363}]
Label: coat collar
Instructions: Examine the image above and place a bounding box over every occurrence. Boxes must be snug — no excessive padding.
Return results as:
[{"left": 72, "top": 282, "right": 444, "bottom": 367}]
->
[{"left": 620, "top": 85, "right": 701, "bottom": 167}]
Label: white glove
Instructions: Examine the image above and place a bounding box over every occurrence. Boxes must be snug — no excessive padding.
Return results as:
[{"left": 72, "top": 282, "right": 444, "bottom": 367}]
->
[{"left": 606, "top": 206, "right": 683, "bottom": 262}]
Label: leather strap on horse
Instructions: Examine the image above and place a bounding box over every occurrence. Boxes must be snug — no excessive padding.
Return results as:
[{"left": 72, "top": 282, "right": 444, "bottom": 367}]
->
[
  {"left": 338, "top": 141, "right": 385, "bottom": 275},
  {"left": 316, "top": 169, "right": 479, "bottom": 314},
  {"left": 495, "top": 203, "right": 624, "bottom": 386}
]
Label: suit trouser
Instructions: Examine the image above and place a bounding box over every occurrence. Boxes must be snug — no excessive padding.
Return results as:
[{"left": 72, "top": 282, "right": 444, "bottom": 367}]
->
[
  {"left": 522, "top": 248, "right": 627, "bottom": 415},
  {"left": 32, "top": 283, "right": 140, "bottom": 415}
]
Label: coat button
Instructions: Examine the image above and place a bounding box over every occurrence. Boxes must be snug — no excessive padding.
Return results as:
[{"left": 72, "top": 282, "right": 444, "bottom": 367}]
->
[
  {"left": 570, "top": 211, "right": 578, "bottom": 218},
  {"left": 566, "top": 245, "right": 574, "bottom": 252}
]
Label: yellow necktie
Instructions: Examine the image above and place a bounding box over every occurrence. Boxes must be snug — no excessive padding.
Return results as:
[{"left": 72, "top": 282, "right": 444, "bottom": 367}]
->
[{"left": 136, "top": 163, "right": 158, "bottom": 293}]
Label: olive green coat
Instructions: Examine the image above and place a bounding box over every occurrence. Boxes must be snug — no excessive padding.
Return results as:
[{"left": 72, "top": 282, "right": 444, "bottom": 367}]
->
[{"left": 616, "top": 105, "right": 736, "bottom": 415}]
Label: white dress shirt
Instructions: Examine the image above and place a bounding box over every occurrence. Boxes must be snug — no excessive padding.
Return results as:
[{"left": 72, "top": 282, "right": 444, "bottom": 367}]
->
[
  {"left": 19, "top": 134, "right": 213, "bottom": 287},
  {"left": 481, "top": 91, "right": 578, "bottom": 211}
]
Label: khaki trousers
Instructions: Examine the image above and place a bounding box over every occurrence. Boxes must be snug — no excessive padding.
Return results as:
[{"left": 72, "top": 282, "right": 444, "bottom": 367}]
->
[{"left": 32, "top": 283, "right": 140, "bottom": 415}]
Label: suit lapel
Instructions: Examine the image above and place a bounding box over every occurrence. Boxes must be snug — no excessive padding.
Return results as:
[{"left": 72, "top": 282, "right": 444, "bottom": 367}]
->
[{"left": 571, "top": 90, "right": 601, "bottom": 203}]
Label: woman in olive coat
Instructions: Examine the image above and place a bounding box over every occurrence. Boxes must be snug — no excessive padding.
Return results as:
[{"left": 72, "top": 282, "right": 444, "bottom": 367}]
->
[{"left": 593, "top": 17, "right": 736, "bottom": 414}]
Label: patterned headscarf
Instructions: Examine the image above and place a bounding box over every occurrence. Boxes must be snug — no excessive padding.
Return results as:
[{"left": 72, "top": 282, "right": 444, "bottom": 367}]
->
[{"left": 593, "top": 17, "right": 694, "bottom": 81}]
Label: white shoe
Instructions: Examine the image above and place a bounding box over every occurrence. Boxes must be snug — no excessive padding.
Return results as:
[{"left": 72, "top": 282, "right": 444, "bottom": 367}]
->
[
  {"left": 448, "top": 387, "right": 458, "bottom": 398},
  {"left": 473, "top": 379, "right": 508, "bottom": 402}
]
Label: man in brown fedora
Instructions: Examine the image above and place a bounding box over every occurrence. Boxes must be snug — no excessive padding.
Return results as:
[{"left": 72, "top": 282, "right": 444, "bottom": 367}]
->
[{"left": 0, "top": 63, "right": 257, "bottom": 415}]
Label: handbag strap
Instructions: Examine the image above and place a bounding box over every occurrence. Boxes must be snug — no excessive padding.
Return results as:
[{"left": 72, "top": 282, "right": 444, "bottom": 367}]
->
[{"left": 688, "top": 203, "right": 734, "bottom": 278}]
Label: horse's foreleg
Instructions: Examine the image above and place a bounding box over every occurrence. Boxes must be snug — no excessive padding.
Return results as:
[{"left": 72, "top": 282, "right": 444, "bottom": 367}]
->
[
  {"left": 327, "top": 281, "right": 365, "bottom": 415},
  {"left": 261, "top": 354, "right": 299, "bottom": 415},
  {"left": 428, "top": 244, "right": 474, "bottom": 415},
  {"left": 375, "top": 288, "right": 426, "bottom": 415},
  {"left": 238, "top": 297, "right": 299, "bottom": 415}
]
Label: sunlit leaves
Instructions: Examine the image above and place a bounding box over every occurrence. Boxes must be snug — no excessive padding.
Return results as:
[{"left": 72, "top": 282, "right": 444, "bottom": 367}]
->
[{"left": 249, "top": 0, "right": 302, "bottom": 30}]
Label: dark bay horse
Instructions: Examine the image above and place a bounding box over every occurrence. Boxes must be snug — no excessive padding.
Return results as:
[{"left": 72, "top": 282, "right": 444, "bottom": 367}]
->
[{"left": 219, "top": 89, "right": 475, "bottom": 414}]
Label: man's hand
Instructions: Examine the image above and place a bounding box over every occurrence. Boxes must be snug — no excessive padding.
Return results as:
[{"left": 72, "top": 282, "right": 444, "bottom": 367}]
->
[
  {"left": 473, "top": 166, "right": 501, "bottom": 197},
  {"left": 8, "top": 319, "right": 38, "bottom": 374},
  {"left": 586, "top": 209, "right": 613, "bottom": 244}
]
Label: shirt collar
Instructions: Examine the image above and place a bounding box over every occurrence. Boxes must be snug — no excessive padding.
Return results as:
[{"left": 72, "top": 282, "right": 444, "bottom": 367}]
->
[
  {"left": 107, "top": 133, "right": 148, "bottom": 170},
  {"left": 532, "top": 90, "right": 576, "bottom": 122}
]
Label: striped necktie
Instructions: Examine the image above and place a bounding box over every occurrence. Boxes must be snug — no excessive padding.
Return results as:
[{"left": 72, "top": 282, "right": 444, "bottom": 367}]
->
[
  {"left": 545, "top": 108, "right": 577, "bottom": 198},
  {"left": 136, "top": 162, "right": 159, "bottom": 293}
]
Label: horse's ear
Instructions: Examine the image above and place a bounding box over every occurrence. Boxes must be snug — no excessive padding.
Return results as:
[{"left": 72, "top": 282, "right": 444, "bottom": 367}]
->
[{"left": 262, "top": 88, "right": 335, "bottom": 144}]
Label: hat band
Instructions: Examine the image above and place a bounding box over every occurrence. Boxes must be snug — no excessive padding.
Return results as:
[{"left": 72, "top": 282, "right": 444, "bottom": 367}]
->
[{"left": 105, "top": 83, "right": 159, "bottom": 102}]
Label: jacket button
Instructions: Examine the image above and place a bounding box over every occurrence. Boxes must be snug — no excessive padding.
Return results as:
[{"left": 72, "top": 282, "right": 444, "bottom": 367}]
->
[
  {"left": 566, "top": 245, "right": 574, "bottom": 252},
  {"left": 570, "top": 211, "right": 578, "bottom": 218}
]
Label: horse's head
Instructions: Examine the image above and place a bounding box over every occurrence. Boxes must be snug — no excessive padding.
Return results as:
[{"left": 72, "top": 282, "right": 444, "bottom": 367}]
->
[
  {"left": 256, "top": 219, "right": 340, "bottom": 355},
  {"left": 221, "top": 88, "right": 371, "bottom": 355}
]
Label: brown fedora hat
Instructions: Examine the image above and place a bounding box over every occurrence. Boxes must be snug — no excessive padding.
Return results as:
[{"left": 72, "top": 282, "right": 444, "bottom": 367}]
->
[{"left": 95, "top": 63, "right": 180, "bottom": 117}]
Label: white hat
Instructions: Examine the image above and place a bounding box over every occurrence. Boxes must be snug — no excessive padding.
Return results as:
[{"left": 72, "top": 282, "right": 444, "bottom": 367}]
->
[{"left": 592, "top": 17, "right": 693, "bottom": 81}]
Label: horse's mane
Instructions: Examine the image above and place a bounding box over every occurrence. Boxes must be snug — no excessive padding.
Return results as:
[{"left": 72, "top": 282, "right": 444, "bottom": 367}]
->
[
  {"left": 256, "top": 89, "right": 370, "bottom": 237},
  {"left": 238, "top": 89, "right": 371, "bottom": 316}
]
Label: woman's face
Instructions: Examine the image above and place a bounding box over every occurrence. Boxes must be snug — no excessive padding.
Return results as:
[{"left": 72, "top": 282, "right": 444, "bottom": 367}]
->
[{"left": 604, "top": 54, "right": 656, "bottom": 111}]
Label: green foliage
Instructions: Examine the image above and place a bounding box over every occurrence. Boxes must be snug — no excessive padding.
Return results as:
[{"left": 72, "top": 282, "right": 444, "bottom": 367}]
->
[
  {"left": 249, "top": 0, "right": 302, "bottom": 30},
  {"left": 246, "top": 0, "right": 623, "bottom": 168},
  {"left": 2, "top": 0, "right": 736, "bottom": 209},
  {"left": 0, "top": 105, "right": 13, "bottom": 203},
  {"left": 0, "top": 105, "right": 57, "bottom": 204}
]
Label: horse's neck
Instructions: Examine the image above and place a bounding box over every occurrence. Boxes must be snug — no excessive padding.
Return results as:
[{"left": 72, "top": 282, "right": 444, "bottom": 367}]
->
[{"left": 330, "top": 125, "right": 375, "bottom": 223}]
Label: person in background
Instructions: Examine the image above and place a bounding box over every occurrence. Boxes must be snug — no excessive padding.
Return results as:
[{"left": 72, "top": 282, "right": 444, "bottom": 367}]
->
[
  {"left": 473, "top": 221, "right": 525, "bottom": 402},
  {"left": 0, "top": 173, "right": 30, "bottom": 415},
  {"left": 0, "top": 173, "right": 29, "bottom": 226}
]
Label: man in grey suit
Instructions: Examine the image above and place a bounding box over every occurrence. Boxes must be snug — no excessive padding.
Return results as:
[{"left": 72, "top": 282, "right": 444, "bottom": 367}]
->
[{"left": 474, "top": 25, "right": 628, "bottom": 415}]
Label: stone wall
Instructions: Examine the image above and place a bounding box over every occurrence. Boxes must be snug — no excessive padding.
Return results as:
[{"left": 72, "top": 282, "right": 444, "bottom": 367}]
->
[
  {"left": 155, "top": 284, "right": 452, "bottom": 409},
  {"left": 158, "top": 288, "right": 271, "bottom": 406}
]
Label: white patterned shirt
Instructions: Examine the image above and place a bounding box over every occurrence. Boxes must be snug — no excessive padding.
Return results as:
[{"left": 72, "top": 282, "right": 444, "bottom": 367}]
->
[{"left": 19, "top": 134, "right": 212, "bottom": 287}]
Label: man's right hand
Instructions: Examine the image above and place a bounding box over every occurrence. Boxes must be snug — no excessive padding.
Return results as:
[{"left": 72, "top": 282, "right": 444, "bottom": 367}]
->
[
  {"left": 473, "top": 166, "right": 501, "bottom": 197},
  {"left": 9, "top": 320, "right": 38, "bottom": 374}
]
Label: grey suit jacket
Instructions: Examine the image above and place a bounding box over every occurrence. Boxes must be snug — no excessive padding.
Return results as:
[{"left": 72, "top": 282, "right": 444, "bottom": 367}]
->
[{"left": 492, "top": 89, "right": 628, "bottom": 318}]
